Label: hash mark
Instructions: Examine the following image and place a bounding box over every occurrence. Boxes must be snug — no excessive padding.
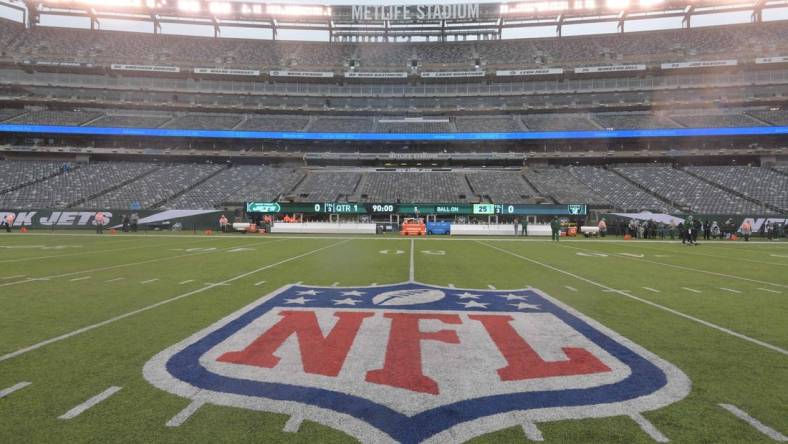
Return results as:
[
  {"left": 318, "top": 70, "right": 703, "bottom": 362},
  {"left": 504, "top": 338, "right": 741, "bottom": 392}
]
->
[
  {"left": 521, "top": 421, "right": 544, "bottom": 441},
  {"left": 69, "top": 276, "right": 91, "bottom": 282},
  {"left": 564, "top": 286, "right": 578, "bottom": 292},
  {"left": 141, "top": 279, "right": 159, "bottom": 285},
  {"left": 682, "top": 287, "right": 702, "bottom": 294},
  {"left": 166, "top": 400, "right": 205, "bottom": 427},
  {"left": 58, "top": 386, "right": 122, "bottom": 420},
  {"left": 720, "top": 287, "right": 742, "bottom": 294},
  {"left": 254, "top": 281, "right": 267, "bottom": 287},
  {"left": 0, "top": 382, "right": 31, "bottom": 399},
  {"left": 630, "top": 413, "right": 669, "bottom": 442},
  {"left": 642, "top": 287, "right": 660, "bottom": 293},
  {"left": 179, "top": 280, "right": 194, "bottom": 285},
  {"left": 757, "top": 287, "right": 781, "bottom": 294},
  {"left": 283, "top": 413, "right": 304, "bottom": 433},
  {"left": 104, "top": 277, "right": 125, "bottom": 283},
  {"left": 487, "top": 284, "right": 497, "bottom": 290}
]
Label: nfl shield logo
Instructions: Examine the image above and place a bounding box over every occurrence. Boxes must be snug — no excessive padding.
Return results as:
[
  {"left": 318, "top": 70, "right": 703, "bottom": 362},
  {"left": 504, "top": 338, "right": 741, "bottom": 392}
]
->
[{"left": 144, "top": 283, "right": 690, "bottom": 443}]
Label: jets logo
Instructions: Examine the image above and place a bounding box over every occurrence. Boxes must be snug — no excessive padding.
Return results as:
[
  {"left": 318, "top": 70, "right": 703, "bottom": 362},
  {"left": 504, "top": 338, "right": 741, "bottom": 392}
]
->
[{"left": 144, "top": 283, "right": 690, "bottom": 443}]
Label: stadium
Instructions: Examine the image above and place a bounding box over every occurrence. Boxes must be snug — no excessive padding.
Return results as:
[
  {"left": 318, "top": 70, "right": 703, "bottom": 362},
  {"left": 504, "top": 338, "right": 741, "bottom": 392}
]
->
[{"left": 0, "top": 0, "right": 786, "bottom": 442}]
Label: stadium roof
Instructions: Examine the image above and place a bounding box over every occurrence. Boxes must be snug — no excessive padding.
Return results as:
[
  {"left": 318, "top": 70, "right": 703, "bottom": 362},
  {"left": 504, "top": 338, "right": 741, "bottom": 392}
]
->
[{"left": 4, "top": 0, "right": 786, "bottom": 41}]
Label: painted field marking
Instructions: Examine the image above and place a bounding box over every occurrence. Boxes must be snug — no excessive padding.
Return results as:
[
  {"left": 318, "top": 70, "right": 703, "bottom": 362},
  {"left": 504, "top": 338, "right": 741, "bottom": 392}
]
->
[
  {"left": 179, "top": 280, "right": 194, "bottom": 285},
  {"left": 481, "top": 241, "right": 788, "bottom": 357},
  {"left": 331, "top": 282, "right": 340, "bottom": 287},
  {"left": 719, "top": 404, "right": 787, "bottom": 442},
  {"left": 720, "top": 287, "right": 742, "bottom": 294},
  {"left": 141, "top": 279, "right": 159, "bottom": 285},
  {"left": 370, "top": 283, "right": 378, "bottom": 287},
  {"left": 448, "top": 283, "right": 455, "bottom": 288},
  {"left": 564, "top": 285, "right": 578, "bottom": 292},
  {"left": 1, "top": 275, "right": 25, "bottom": 280},
  {"left": 283, "top": 413, "right": 304, "bottom": 433},
  {"left": 520, "top": 421, "right": 544, "bottom": 442},
  {"left": 487, "top": 284, "right": 497, "bottom": 290},
  {"left": 0, "top": 240, "right": 348, "bottom": 363},
  {"left": 166, "top": 400, "right": 205, "bottom": 427},
  {"left": 758, "top": 287, "right": 782, "bottom": 294},
  {"left": 643, "top": 287, "right": 661, "bottom": 293},
  {"left": 409, "top": 239, "right": 415, "bottom": 282},
  {"left": 254, "top": 281, "right": 267, "bottom": 287},
  {"left": 560, "top": 244, "right": 788, "bottom": 289},
  {"left": 0, "top": 239, "right": 288, "bottom": 289},
  {"left": 603, "top": 289, "right": 628, "bottom": 293},
  {"left": 69, "top": 276, "right": 91, "bottom": 282},
  {"left": 0, "top": 239, "right": 188, "bottom": 264},
  {"left": 682, "top": 287, "right": 702, "bottom": 294},
  {"left": 58, "top": 386, "right": 122, "bottom": 420},
  {"left": 0, "top": 382, "right": 31, "bottom": 399},
  {"left": 104, "top": 277, "right": 125, "bottom": 283},
  {"left": 630, "top": 413, "right": 669, "bottom": 443},
  {"left": 204, "top": 283, "right": 231, "bottom": 287}
]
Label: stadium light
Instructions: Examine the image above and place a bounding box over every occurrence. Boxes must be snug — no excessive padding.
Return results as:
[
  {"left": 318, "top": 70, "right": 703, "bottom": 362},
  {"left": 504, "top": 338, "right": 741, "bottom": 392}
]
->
[
  {"left": 606, "top": 0, "right": 630, "bottom": 10},
  {"left": 178, "top": 0, "right": 200, "bottom": 13},
  {"left": 639, "top": 0, "right": 664, "bottom": 7},
  {"left": 265, "top": 4, "right": 331, "bottom": 17},
  {"left": 208, "top": 1, "right": 231, "bottom": 15}
]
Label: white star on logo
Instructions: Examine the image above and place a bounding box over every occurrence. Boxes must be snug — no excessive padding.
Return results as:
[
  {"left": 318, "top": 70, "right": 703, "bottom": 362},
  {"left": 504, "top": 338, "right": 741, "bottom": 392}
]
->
[
  {"left": 297, "top": 290, "right": 320, "bottom": 296},
  {"left": 341, "top": 290, "right": 366, "bottom": 297},
  {"left": 510, "top": 302, "right": 541, "bottom": 310},
  {"left": 454, "top": 292, "right": 481, "bottom": 300},
  {"left": 284, "top": 297, "right": 313, "bottom": 305},
  {"left": 333, "top": 298, "right": 362, "bottom": 305},
  {"left": 499, "top": 294, "right": 528, "bottom": 301},
  {"left": 458, "top": 300, "right": 489, "bottom": 309}
]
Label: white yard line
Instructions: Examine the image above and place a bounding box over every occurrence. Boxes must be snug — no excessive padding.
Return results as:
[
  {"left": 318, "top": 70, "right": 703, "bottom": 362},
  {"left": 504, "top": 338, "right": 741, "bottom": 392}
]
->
[
  {"left": 682, "top": 287, "right": 702, "bottom": 294},
  {"left": 642, "top": 287, "right": 661, "bottom": 293},
  {"left": 0, "top": 381, "right": 31, "bottom": 399},
  {"left": 720, "top": 287, "right": 742, "bottom": 294},
  {"left": 719, "top": 404, "right": 787, "bottom": 442},
  {"left": 166, "top": 400, "right": 205, "bottom": 427},
  {"left": 283, "top": 413, "right": 304, "bottom": 433},
  {"left": 564, "top": 285, "right": 578, "bottom": 292},
  {"left": 69, "top": 276, "right": 91, "bottom": 282},
  {"left": 409, "top": 239, "right": 415, "bottom": 282},
  {"left": 104, "top": 277, "right": 125, "bottom": 283},
  {"left": 560, "top": 244, "right": 788, "bottom": 289},
  {"left": 0, "top": 239, "right": 288, "bottom": 290},
  {"left": 0, "top": 240, "right": 188, "bottom": 264},
  {"left": 58, "top": 386, "right": 122, "bottom": 420},
  {"left": 630, "top": 413, "right": 669, "bottom": 443},
  {"left": 0, "top": 240, "right": 349, "bottom": 364},
  {"left": 140, "top": 279, "right": 159, "bottom": 285},
  {"left": 520, "top": 421, "right": 544, "bottom": 441},
  {"left": 481, "top": 241, "right": 788, "bottom": 357}
]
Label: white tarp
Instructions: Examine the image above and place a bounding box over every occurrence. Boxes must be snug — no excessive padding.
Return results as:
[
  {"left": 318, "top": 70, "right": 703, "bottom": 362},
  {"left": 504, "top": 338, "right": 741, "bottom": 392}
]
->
[{"left": 610, "top": 212, "right": 684, "bottom": 225}]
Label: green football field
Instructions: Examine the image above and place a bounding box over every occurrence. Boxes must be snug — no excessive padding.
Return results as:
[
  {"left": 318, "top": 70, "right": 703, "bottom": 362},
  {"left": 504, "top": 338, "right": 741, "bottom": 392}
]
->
[{"left": 0, "top": 232, "right": 786, "bottom": 443}]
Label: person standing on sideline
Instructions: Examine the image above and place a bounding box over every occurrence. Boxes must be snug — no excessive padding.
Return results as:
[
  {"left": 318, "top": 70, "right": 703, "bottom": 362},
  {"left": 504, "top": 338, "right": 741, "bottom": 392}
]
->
[
  {"left": 219, "top": 214, "right": 229, "bottom": 233},
  {"left": 130, "top": 212, "right": 139, "bottom": 232},
  {"left": 741, "top": 220, "right": 752, "bottom": 242},
  {"left": 94, "top": 211, "right": 105, "bottom": 234},
  {"left": 703, "top": 220, "right": 711, "bottom": 241},
  {"left": 550, "top": 217, "right": 561, "bottom": 242},
  {"left": 4, "top": 213, "right": 15, "bottom": 233},
  {"left": 598, "top": 218, "right": 607, "bottom": 237},
  {"left": 513, "top": 218, "right": 519, "bottom": 236},
  {"left": 521, "top": 217, "right": 528, "bottom": 236}
]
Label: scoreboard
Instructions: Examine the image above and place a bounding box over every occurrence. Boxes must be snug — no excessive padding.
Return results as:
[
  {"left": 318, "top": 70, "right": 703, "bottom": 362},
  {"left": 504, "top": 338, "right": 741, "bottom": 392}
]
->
[{"left": 247, "top": 202, "right": 586, "bottom": 216}]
